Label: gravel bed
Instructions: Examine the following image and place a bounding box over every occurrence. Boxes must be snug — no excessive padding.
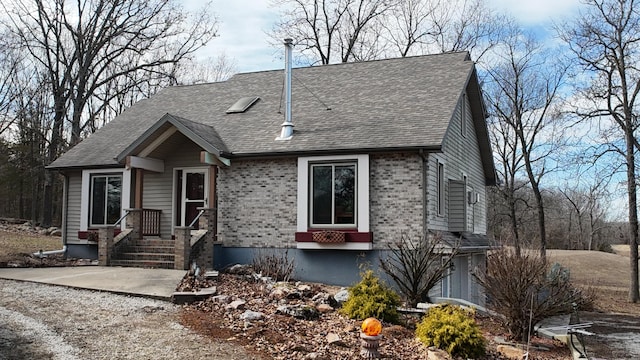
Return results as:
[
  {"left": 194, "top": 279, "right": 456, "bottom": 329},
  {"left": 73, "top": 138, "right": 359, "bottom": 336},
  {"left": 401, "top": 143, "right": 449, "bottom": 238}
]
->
[{"left": 0, "top": 279, "right": 249, "bottom": 360}]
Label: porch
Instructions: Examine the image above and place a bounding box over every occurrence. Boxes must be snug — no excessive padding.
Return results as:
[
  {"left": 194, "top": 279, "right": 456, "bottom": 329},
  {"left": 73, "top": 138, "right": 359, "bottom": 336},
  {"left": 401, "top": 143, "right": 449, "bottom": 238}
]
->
[{"left": 96, "top": 207, "right": 217, "bottom": 270}]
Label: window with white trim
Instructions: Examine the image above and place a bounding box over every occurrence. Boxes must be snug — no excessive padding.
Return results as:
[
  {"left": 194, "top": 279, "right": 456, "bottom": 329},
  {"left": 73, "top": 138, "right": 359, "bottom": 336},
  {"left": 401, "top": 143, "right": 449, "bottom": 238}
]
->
[
  {"left": 310, "top": 162, "right": 356, "bottom": 227},
  {"left": 89, "top": 174, "right": 122, "bottom": 226},
  {"left": 297, "top": 154, "right": 369, "bottom": 233}
]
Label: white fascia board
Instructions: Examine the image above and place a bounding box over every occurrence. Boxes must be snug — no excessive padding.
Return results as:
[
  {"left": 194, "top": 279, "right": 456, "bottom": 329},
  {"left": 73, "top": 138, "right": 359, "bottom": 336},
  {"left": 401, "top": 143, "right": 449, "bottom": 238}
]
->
[{"left": 126, "top": 156, "right": 164, "bottom": 172}]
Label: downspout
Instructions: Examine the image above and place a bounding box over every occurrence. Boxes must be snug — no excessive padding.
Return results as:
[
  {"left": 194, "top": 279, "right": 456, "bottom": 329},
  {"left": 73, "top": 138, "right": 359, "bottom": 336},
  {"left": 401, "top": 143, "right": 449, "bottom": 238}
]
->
[
  {"left": 34, "top": 172, "right": 68, "bottom": 258},
  {"left": 276, "top": 38, "right": 294, "bottom": 141},
  {"left": 419, "top": 149, "right": 428, "bottom": 235}
]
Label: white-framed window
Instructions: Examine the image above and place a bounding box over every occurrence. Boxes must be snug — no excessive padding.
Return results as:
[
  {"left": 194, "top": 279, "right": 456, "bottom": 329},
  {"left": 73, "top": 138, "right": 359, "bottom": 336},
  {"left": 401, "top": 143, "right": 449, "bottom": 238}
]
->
[
  {"left": 89, "top": 174, "right": 122, "bottom": 227},
  {"left": 297, "top": 155, "right": 369, "bottom": 232},
  {"left": 437, "top": 160, "right": 445, "bottom": 216},
  {"left": 310, "top": 162, "right": 357, "bottom": 227},
  {"left": 80, "top": 168, "right": 131, "bottom": 232}
]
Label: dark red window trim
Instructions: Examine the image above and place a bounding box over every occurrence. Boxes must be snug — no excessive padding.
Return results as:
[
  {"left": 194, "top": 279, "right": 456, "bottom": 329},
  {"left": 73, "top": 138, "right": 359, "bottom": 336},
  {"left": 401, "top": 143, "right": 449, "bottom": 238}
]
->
[{"left": 295, "top": 230, "right": 372, "bottom": 243}]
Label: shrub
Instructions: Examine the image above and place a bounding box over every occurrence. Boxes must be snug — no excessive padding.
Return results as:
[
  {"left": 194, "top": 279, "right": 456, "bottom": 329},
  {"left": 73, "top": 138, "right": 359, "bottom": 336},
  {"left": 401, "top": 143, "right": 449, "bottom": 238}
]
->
[
  {"left": 340, "top": 270, "right": 401, "bottom": 323},
  {"left": 415, "top": 304, "right": 485, "bottom": 358},
  {"left": 474, "top": 247, "right": 594, "bottom": 341},
  {"left": 251, "top": 248, "right": 294, "bottom": 282},
  {"left": 379, "top": 232, "right": 458, "bottom": 307}
]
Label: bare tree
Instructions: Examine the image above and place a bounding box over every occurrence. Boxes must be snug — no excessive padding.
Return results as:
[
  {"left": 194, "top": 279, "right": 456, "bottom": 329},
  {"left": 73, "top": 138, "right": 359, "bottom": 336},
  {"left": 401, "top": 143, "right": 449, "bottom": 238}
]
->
[
  {"left": 175, "top": 53, "right": 239, "bottom": 85},
  {"left": 271, "top": 0, "right": 394, "bottom": 64},
  {"left": 379, "top": 232, "right": 459, "bottom": 308},
  {"left": 1, "top": 0, "right": 217, "bottom": 227},
  {"left": 271, "top": 0, "right": 503, "bottom": 63},
  {"left": 487, "top": 107, "right": 527, "bottom": 254},
  {"left": 558, "top": 0, "right": 640, "bottom": 302},
  {"left": 484, "top": 26, "right": 567, "bottom": 260},
  {"left": 0, "top": 40, "right": 21, "bottom": 137},
  {"left": 428, "top": 0, "right": 503, "bottom": 60}
]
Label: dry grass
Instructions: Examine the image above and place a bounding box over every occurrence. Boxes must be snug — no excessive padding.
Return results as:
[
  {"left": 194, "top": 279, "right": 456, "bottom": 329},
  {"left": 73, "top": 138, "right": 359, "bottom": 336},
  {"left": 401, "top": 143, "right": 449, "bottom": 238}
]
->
[
  {"left": 548, "top": 247, "right": 640, "bottom": 315},
  {"left": 0, "top": 230, "right": 62, "bottom": 262}
]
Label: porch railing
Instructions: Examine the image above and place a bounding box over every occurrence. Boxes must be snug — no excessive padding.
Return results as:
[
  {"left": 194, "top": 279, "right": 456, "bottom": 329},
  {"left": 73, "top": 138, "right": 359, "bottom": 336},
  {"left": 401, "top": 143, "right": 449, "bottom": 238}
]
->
[{"left": 142, "top": 209, "right": 162, "bottom": 236}]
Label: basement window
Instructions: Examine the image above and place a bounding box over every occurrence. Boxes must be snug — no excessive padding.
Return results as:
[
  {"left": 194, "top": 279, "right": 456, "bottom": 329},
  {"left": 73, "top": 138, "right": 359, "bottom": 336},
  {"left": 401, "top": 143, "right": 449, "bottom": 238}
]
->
[{"left": 226, "top": 96, "right": 260, "bottom": 113}]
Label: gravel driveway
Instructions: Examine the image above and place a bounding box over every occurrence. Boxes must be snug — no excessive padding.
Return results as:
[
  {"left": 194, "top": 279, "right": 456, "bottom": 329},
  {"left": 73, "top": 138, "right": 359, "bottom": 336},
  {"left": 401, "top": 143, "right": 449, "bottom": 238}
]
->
[{"left": 0, "top": 279, "right": 250, "bottom": 360}]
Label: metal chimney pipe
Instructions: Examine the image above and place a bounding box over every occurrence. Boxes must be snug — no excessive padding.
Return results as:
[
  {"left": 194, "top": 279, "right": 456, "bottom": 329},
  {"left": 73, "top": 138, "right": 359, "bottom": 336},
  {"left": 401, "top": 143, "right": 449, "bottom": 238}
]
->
[{"left": 277, "top": 38, "right": 294, "bottom": 141}]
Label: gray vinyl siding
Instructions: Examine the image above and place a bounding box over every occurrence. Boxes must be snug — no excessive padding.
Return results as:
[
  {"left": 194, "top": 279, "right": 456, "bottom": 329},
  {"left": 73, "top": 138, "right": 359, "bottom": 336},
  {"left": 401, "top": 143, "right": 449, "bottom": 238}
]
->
[
  {"left": 427, "top": 92, "right": 487, "bottom": 234},
  {"left": 143, "top": 135, "right": 203, "bottom": 238},
  {"left": 65, "top": 171, "right": 82, "bottom": 244},
  {"left": 448, "top": 180, "right": 466, "bottom": 231}
]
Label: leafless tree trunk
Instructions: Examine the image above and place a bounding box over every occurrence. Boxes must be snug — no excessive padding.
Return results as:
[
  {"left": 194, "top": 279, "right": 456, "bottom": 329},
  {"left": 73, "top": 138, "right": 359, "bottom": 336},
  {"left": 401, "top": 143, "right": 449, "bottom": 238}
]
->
[
  {"left": 1, "top": 0, "right": 217, "bottom": 227},
  {"left": 485, "top": 27, "right": 566, "bottom": 260},
  {"left": 558, "top": 0, "right": 640, "bottom": 302}
]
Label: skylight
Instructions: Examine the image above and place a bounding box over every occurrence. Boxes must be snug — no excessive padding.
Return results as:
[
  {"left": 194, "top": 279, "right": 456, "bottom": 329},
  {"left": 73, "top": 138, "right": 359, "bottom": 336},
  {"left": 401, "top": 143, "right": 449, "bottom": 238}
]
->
[{"left": 226, "top": 96, "right": 260, "bottom": 114}]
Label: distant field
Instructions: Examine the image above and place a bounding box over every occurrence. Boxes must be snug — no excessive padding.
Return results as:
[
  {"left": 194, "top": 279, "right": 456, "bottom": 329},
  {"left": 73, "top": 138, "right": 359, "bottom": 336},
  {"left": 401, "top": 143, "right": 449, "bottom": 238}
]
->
[
  {"left": 0, "top": 230, "right": 62, "bottom": 262},
  {"left": 549, "top": 247, "right": 640, "bottom": 315}
]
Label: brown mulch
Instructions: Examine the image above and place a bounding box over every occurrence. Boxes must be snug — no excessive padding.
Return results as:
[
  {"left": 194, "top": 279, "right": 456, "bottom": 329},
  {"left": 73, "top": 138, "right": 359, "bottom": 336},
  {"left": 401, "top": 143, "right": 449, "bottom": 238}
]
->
[{"left": 178, "top": 273, "right": 571, "bottom": 359}]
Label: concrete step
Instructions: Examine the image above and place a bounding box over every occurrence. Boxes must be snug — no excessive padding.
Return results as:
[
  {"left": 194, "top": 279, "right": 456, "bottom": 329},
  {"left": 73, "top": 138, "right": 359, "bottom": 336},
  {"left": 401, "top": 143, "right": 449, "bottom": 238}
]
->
[
  {"left": 109, "top": 259, "right": 175, "bottom": 269},
  {"left": 130, "top": 239, "right": 175, "bottom": 247},
  {"left": 116, "top": 252, "right": 175, "bottom": 262}
]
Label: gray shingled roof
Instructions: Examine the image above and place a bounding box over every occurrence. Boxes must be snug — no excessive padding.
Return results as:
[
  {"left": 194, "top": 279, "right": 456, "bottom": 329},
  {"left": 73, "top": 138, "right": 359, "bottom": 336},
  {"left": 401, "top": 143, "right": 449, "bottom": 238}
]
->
[{"left": 49, "top": 51, "right": 481, "bottom": 169}]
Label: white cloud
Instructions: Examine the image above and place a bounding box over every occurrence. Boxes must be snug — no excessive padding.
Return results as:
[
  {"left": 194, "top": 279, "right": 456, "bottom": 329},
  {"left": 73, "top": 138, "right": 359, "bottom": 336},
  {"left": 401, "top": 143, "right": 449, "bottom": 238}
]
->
[{"left": 183, "top": 0, "right": 282, "bottom": 73}]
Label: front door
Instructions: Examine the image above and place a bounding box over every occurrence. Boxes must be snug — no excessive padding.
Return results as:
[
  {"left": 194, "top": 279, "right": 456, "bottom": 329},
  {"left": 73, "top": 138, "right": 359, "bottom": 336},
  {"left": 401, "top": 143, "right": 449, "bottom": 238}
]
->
[{"left": 176, "top": 168, "right": 208, "bottom": 229}]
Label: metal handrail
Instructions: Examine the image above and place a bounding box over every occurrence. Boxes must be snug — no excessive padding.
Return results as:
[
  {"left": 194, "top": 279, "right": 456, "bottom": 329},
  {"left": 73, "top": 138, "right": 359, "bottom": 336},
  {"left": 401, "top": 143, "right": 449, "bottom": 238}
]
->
[
  {"left": 113, "top": 209, "right": 131, "bottom": 227},
  {"left": 189, "top": 209, "right": 206, "bottom": 228}
]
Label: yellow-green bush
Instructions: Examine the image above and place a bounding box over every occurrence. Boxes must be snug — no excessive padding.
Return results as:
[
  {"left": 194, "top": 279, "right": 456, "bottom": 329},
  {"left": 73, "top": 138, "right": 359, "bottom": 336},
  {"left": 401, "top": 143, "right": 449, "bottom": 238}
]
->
[
  {"left": 415, "top": 304, "right": 485, "bottom": 358},
  {"left": 339, "top": 270, "right": 401, "bottom": 323}
]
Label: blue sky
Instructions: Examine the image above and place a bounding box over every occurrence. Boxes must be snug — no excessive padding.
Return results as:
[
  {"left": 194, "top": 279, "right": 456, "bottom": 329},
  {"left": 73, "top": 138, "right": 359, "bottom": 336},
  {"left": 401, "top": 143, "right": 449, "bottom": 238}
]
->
[{"left": 184, "top": 0, "right": 584, "bottom": 73}]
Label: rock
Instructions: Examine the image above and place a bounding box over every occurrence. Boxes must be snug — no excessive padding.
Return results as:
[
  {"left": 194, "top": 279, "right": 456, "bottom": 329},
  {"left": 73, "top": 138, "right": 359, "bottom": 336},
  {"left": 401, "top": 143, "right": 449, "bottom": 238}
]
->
[
  {"left": 212, "top": 295, "right": 231, "bottom": 303},
  {"left": 276, "top": 304, "right": 320, "bottom": 320},
  {"left": 334, "top": 289, "right": 349, "bottom": 304},
  {"left": 427, "top": 347, "right": 451, "bottom": 360},
  {"left": 204, "top": 270, "right": 219, "bottom": 279},
  {"left": 304, "top": 352, "right": 326, "bottom": 360},
  {"left": 50, "top": 229, "right": 62, "bottom": 237},
  {"left": 297, "top": 284, "right": 312, "bottom": 296},
  {"left": 270, "top": 288, "right": 286, "bottom": 299},
  {"left": 316, "top": 304, "right": 334, "bottom": 313},
  {"left": 239, "top": 310, "right": 265, "bottom": 321},
  {"left": 344, "top": 324, "right": 357, "bottom": 333},
  {"left": 312, "top": 292, "right": 338, "bottom": 307},
  {"left": 496, "top": 344, "right": 526, "bottom": 359},
  {"left": 326, "top": 332, "right": 346, "bottom": 346},
  {"left": 226, "top": 264, "right": 253, "bottom": 275},
  {"left": 225, "top": 299, "right": 246, "bottom": 310}
]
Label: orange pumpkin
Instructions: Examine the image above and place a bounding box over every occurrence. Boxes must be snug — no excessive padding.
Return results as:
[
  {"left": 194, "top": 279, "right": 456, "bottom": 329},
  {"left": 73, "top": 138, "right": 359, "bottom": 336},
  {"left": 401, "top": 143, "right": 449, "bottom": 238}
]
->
[{"left": 361, "top": 317, "right": 382, "bottom": 336}]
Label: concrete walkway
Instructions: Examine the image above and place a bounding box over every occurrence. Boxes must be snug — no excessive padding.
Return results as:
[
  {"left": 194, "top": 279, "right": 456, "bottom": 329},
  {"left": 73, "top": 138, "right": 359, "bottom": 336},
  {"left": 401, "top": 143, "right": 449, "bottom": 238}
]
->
[{"left": 0, "top": 266, "right": 185, "bottom": 301}]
